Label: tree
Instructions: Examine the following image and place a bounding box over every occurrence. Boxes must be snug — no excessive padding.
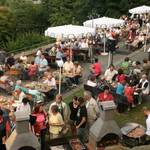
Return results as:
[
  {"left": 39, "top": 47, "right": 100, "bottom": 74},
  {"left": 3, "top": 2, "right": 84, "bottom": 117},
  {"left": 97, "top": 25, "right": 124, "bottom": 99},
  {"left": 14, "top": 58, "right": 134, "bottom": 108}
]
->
[{"left": 0, "top": 6, "right": 15, "bottom": 48}]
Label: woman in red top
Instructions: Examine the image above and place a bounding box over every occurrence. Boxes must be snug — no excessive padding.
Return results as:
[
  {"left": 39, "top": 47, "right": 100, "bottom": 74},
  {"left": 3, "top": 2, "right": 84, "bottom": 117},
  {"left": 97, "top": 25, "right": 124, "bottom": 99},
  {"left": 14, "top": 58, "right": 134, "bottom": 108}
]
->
[
  {"left": 32, "top": 104, "right": 47, "bottom": 136},
  {"left": 28, "top": 61, "right": 38, "bottom": 79},
  {"left": 117, "top": 68, "right": 126, "bottom": 83},
  {"left": 98, "top": 86, "right": 114, "bottom": 102},
  {"left": 124, "top": 82, "right": 135, "bottom": 110},
  {"left": 91, "top": 58, "right": 102, "bottom": 77}
]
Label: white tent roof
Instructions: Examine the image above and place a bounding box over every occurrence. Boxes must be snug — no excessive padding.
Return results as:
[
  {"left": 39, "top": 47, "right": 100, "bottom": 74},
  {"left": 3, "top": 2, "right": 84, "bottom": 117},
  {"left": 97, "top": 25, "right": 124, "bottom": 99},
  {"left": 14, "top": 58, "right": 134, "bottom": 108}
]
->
[
  {"left": 45, "top": 24, "right": 95, "bottom": 39},
  {"left": 83, "top": 17, "right": 125, "bottom": 28},
  {"left": 129, "top": 5, "right": 150, "bottom": 14}
]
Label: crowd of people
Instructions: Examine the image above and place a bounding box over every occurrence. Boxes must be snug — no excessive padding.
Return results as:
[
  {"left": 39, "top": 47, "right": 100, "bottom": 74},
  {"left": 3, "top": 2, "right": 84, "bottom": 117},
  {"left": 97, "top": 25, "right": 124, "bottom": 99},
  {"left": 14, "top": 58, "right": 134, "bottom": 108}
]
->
[{"left": 0, "top": 13, "right": 150, "bottom": 150}]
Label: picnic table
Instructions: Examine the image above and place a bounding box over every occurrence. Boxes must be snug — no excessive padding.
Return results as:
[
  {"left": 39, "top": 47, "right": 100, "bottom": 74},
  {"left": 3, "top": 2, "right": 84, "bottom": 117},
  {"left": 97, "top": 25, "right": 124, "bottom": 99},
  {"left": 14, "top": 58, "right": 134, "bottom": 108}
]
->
[{"left": 25, "top": 81, "right": 52, "bottom": 93}]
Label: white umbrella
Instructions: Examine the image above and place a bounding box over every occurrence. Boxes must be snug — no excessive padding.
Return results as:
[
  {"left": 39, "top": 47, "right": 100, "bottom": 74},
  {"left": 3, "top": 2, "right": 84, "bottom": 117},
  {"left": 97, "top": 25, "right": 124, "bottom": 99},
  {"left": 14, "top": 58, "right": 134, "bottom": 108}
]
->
[
  {"left": 83, "top": 16, "right": 125, "bottom": 28},
  {"left": 45, "top": 24, "right": 95, "bottom": 39},
  {"left": 129, "top": 5, "right": 150, "bottom": 14}
]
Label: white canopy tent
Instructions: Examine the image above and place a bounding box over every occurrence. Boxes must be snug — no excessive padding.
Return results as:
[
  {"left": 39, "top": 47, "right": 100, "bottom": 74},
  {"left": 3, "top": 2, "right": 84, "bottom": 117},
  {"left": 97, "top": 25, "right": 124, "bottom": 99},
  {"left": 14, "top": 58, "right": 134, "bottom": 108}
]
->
[
  {"left": 45, "top": 24, "right": 95, "bottom": 39},
  {"left": 129, "top": 5, "right": 150, "bottom": 14},
  {"left": 83, "top": 16, "right": 125, "bottom": 28}
]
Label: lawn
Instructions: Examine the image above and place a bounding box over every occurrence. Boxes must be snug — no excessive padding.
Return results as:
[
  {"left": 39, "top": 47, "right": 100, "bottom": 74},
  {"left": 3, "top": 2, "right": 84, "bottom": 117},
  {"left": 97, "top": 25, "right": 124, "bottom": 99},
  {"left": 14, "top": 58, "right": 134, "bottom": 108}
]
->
[{"left": 63, "top": 88, "right": 150, "bottom": 128}]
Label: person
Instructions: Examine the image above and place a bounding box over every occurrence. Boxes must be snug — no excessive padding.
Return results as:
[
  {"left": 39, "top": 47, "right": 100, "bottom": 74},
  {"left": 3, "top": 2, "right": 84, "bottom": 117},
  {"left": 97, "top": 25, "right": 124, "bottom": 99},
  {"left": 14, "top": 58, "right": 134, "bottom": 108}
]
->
[
  {"left": 28, "top": 61, "right": 38, "bottom": 79},
  {"left": 86, "top": 76, "right": 97, "bottom": 87},
  {"left": 72, "top": 61, "right": 82, "bottom": 85},
  {"left": 84, "top": 91, "right": 99, "bottom": 130},
  {"left": 124, "top": 82, "right": 135, "bottom": 111},
  {"left": 76, "top": 97, "right": 87, "bottom": 143},
  {"left": 49, "top": 105, "right": 64, "bottom": 139},
  {"left": 16, "top": 98, "right": 31, "bottom": 116},
  {"left": 116, "top": 68, "right": 126, "bottom": 83},
  {"left": 120, "top": 57, "right": 130, "bottom": 75},
  {"left": 144, "top": 107, "right": 150, "bottom": 134},
  {"left": 0, "top": 108, "right": 10, "bottom": 150},
  {"left": 20, "top": 52, "right": 28, "bottom": 64},
  {"left": 34, "top": 52, "right": 41, "bottom": 66},
  {"left": 116, "top": 80, "right": 126, "bottom": 96},
  {"left": 136, "top": 74, "right": 149, "bottom": 104},
  {"left": 104, "top": 65, "right": 118, "bottom": 83},
  {"left": 69, "top": 96, "right": 79, "bottom": 136},
  {"left": 6, "top": 53, "right": 15, "bottom": 68},
  {"left": 32, "top": 104, "right": 47, "bottom": 150},
  {"left": 49, "top": 94, "right": 68, "bottom": 122},
  {"left": 142, "top": 59, "right": 150, "bottom": 76},
  {"left": 91, "top": 58, "right": 102, "bottom": 77},
  {"left": 63, "top": 57, "right": 74, "bottom": 73},
  {"left": 38, "top": 55, "right": 48, "bottom": 76},
  {"left": 98, "top": 86, "right": 114, "bottom": 102},
  {"left": 32, "top": 104, "right": 47, "bottom": 136},
  {"left": 43, "top": 74, "right": 57, "bottom": 100}
]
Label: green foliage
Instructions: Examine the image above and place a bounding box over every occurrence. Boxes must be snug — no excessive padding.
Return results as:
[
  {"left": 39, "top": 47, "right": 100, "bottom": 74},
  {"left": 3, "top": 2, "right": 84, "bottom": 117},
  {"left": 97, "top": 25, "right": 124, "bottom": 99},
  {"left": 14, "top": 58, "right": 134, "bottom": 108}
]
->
[{"left": 4, "top": 32, "right": 52, "bottom": 52}]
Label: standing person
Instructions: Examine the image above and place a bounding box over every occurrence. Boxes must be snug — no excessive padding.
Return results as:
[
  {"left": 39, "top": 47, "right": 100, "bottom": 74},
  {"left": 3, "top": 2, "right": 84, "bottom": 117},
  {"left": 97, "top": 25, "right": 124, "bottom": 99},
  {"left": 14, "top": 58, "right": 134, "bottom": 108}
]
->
[
  {"left": 32, "top": 104, "right": 47, "bottom": 150},
  {"left": 49, "top": 105, "right": 64, "bottom": 139},
  {"left": 76, "top": 97, "right": 87, "bottom": 143},
  {"left": 124, "top": 82, "right": 135, "bottom": 111},
  {"left": 120, "top": 57, "right": 130, "bottom": 75},
  {"left": 91, "top": 58, "right": 102, "bottom": 78},
  {"left": 69, "top": 96, "right": 79, "bottom": 136},
  {"left": 136, "top": 74, "right": 150, "bottom": 104},
  {"left": 0, "top": 109, "right": 10, "bottom": 150},
  {"left": 49, "top": 94, "right": 68, "bottom": 122},
  {"left": 84, "top": 91, "right": 99, "bottom": 137},
  {"left": 143, "top": 107, "right": 150, "bottom": 140}
]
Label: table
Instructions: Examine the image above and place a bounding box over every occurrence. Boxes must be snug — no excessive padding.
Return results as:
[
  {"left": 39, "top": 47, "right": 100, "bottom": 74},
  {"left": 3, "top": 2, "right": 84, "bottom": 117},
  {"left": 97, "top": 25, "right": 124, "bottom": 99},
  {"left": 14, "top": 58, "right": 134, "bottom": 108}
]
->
[{"left": 25, "top": 82, "right": 52, "bottom": 93}]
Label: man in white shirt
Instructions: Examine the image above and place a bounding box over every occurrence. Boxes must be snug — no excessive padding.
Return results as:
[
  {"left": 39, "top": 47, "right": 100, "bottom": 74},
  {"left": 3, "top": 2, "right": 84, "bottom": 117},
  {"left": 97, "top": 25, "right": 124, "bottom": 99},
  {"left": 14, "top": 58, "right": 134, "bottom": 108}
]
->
[
  {"left": 84, "top": 91, "right": 99, "bottom": 128},
  {"left": 63, "top": 57, "right": 74, "bottom": 73},
  {"left": 104, "top": 65, "right": 118, "bottom": 83},
  {"left": 43, "top": 74, "right": 57, "bottom": 100},
  {"left": 38, "top": 55, "right": 48, "bottom": 77}
]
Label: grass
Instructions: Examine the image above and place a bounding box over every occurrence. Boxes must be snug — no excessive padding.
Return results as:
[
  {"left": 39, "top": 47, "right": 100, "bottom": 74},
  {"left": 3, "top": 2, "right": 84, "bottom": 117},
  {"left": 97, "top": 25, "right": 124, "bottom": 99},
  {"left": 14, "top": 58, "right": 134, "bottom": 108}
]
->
[{"left": 63, "top": 88, "right": 150, "bottom": 128}]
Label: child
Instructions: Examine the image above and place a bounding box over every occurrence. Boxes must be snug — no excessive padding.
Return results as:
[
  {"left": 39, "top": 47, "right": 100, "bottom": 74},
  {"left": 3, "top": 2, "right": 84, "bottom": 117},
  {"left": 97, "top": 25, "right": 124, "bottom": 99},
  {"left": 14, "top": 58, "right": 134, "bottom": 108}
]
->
[{"left": 124, "top": 82, "right": 135, "bottom": 111}]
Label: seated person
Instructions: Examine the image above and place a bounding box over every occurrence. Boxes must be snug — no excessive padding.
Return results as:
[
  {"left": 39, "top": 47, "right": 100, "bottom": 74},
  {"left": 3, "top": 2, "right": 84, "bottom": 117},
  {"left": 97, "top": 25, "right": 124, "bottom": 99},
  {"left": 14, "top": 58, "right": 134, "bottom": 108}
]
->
[
  {"left": 104, "top": 65, "right": 118, "bottom": 83},
  {"left": 43, "top": 74, "right": 57, "bottom": 100},
  {"left": 28, "top": 61, "right": 38, "bottom": 79},
  {"left": 63, "top": 57, "right": 74, "bottom": 86},
  {"left": 0, "top": 70, "right": 13, "bottom": 90},
  {"left": 116, "top": 68, "right": 126, "bottom": 83},
  {"left": 98, "top": 86, "right": 114, "bottom": 102},
  {"left": 20, "top": 52, "right": 28, "bottom": 64},
  {"left": 87, "top": 76, "right": 97, "bottom": 87},
  {"left": 72, "top": 61, "right": 82, "bottom": 85}
]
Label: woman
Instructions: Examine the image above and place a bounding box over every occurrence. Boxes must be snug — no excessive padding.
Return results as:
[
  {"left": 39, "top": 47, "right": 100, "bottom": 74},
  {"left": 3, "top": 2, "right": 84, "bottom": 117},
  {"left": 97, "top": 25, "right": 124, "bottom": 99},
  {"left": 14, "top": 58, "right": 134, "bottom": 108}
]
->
[
  {"left": 32, "top": 104, "right": 47, "bottom": 150},
  {"left": 32, "top": 104, "right": 47, "bottom": 136},
  {"left": 49, "top": 105, "right": 64, "bottom": 139},
  {"left": 98, "top": 86, "right": 114, "bottom": 102},
  {"left": 117, "top": 68, "right": 126, "bottom": 83},
  {"left": 28, "top": 61, "right": 38, "bottom": 79},
  {"left": 69, "top": 96, "right": 79, "bottom": 136}
]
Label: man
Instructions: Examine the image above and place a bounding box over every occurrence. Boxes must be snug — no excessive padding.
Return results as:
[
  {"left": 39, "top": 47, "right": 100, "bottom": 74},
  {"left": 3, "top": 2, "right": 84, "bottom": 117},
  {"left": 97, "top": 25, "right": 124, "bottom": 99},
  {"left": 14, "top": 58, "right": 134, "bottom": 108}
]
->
[
  {"left": 84, "top": 91, "right": 99, "bottom": 129},
  {"left": 104, "top": 65, "right": 118, "bottom": 83},
  {"left": 43, "top": 74, "right": 57, "bottom": 100},
  {"left": 49, "top": 94, "right": 68, "bottom": 122},
  {"left": 76, "top": 97, "right": 87, "bottom": 143},
  {"left": 136, "top": 74, "right": 150, "bottom": 104},
  {"left": 38, "top": 55, "right": 48, "bottom": 76},
  {"left": 63, "top": 57, "right": 74, "bottom": 73}
]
